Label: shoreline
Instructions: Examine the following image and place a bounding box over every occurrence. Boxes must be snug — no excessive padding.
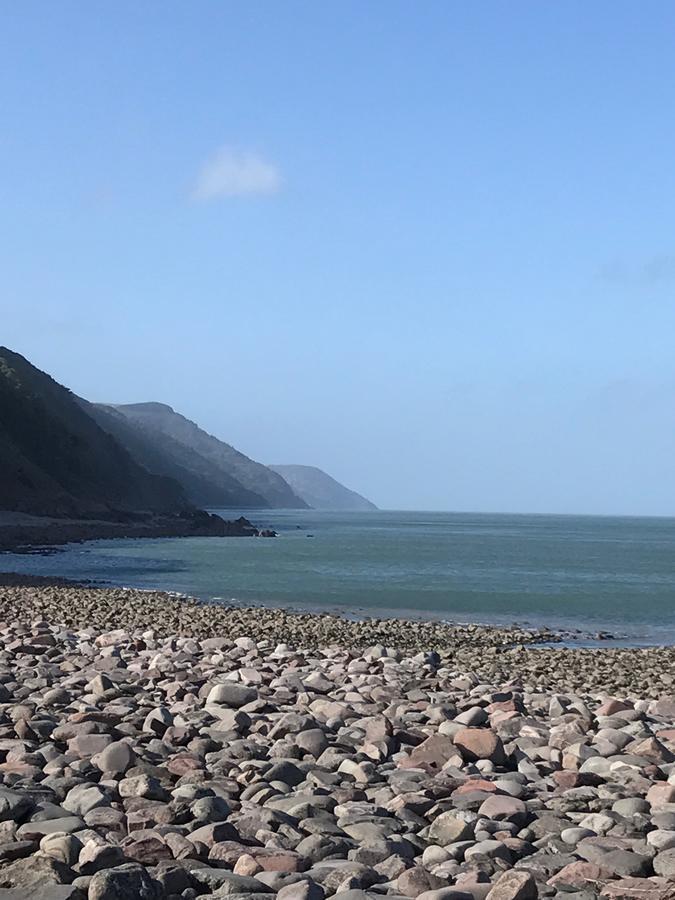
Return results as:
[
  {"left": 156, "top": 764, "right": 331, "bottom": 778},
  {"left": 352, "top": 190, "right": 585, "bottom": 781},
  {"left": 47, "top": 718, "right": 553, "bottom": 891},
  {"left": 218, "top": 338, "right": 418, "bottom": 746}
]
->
[
  {"left": 1, "top": 572, "right": 675, "bottom": 696},
  {"left": 1, "top": 512, "right": 670, "bottom": 651},
  {"left": 0, "top": 567, "right": 611, "bottom": 648},
  {"left": 0, "top": 563, "right": 666, "bottom": 651},
  {"left": 0, "top": 557, "right": 658, "bottom": 650}
]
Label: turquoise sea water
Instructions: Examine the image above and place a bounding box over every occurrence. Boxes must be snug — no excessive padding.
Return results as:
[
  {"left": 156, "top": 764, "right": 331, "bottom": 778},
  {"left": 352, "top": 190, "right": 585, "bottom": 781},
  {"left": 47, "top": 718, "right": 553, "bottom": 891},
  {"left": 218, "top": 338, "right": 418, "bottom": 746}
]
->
[{"left": 2, "top": 510, "right": 675, "bottom": 645}]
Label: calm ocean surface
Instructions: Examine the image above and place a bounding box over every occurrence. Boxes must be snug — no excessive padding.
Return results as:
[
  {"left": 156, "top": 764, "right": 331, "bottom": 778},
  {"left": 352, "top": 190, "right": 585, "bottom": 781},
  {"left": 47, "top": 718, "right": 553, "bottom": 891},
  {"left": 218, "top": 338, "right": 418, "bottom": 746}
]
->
[{"left": 2, "top": 510, "right": 675, "bottom": 645}]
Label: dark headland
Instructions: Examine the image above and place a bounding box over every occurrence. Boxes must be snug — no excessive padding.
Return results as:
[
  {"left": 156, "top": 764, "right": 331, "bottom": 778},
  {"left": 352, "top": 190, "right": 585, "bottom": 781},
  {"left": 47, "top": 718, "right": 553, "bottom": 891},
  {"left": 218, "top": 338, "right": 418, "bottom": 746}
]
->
[
  {"left": 0, "top": 347, "right": 260, "bottom": 549},
  {"left": 0, "top": 347, "right": 370, "bottom": 551}
]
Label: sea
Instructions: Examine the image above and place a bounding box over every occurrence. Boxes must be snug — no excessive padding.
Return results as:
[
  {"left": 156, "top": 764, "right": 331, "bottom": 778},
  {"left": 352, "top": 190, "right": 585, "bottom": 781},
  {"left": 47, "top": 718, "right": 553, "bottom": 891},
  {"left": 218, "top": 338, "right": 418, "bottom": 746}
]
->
[{"left": 2, "top": 510, "right": 675, "bottom": 647}]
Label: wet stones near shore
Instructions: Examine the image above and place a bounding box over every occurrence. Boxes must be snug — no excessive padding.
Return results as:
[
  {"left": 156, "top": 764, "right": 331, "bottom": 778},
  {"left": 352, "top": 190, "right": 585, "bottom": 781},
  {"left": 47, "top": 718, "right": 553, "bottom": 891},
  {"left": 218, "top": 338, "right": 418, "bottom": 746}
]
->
[
  {"left": 0, "top": 582, "right": 674, "bottom": 898},
  {"left": 2, "top": 576, "right": 675, "bottom": 696}
]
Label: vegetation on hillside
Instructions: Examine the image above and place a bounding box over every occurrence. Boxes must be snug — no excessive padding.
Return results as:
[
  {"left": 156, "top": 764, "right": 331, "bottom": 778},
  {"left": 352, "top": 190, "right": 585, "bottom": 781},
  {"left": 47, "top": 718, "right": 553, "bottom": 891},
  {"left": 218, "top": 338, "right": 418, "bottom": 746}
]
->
[{"left": 0, "top": 348, "right": 188, "bottom": 518}]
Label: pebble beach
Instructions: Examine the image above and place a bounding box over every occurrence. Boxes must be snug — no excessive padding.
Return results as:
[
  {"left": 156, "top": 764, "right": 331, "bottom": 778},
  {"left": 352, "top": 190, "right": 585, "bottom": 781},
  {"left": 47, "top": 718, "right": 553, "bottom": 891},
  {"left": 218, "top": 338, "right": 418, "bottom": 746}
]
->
[{"left": 0, "top": 575, "right": 674, "bottom": 899}]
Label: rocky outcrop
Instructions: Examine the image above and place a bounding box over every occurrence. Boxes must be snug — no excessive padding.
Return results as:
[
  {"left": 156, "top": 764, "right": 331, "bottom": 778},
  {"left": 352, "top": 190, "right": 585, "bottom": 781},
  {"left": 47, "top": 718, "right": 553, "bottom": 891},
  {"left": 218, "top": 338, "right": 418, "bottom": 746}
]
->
[{"left": 0, "top": 512, "right": 262, "bottom": 551}]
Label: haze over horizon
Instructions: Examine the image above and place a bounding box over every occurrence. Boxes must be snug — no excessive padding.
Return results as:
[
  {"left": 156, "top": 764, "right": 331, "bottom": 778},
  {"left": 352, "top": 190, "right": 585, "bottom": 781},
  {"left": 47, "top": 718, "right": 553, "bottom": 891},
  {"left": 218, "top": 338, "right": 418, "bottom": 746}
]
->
[{"left": 2, "top": 2, "right": 675, "bottom": 516}]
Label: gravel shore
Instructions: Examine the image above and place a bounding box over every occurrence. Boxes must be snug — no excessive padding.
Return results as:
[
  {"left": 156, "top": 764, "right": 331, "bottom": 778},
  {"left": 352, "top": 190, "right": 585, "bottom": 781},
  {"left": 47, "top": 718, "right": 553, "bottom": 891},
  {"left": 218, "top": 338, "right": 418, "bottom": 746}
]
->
[{"left": 0, "top": 576, "right": 674, "bottom": 899}]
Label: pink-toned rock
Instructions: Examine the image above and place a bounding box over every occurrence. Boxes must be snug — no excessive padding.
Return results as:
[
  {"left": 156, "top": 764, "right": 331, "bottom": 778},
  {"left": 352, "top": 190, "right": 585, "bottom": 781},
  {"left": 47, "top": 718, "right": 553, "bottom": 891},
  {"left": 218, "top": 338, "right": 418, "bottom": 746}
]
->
[
  {"left": 453, "top": 881, "right": 492, "bottom": 900},
  {"left": 485, "top": 870, "right": 537, "bottom": 900},
  {"left": 209, "top": 843, "right": 303, "bottom": 872},
  {"left": 600, "top": 878, "right": 675, "bottom": 899},
  {"left": 548, "top": 861, "right": 613, "bottom": 887},
  {"left": 126, "top": 805, "right": 172, "bottom": 831},
  {"left": 596, "top": 699, "right": 633, "bottom": 717},
  {"left": 122, "top": 833, "right": 172, "bottom": 865},
  {"left": 656, "top": 729, "right": 675, "bottom": 746},
  {"left": 68, "top": 710, "right": 121, "bottom": 725},
  {"left": 68, "top": 734, "right": 113, "bottom": 757},
  {"left": 78, "top": 839, "right": 125, "bottom": 875},
  {"left": 647, "top": 783, "right": 675, "bottom": 808},
  {"left": 630, "top": 736, "right": 674, "bottom": 763},
  {"left": 361, "top": 715, "right": 394, "bottom": 742},
  {"left": 490, "top": 710, "right": 520, "bottom": 725},
  {"left": 487, "top": 699, "right": 523, "bottom": 716},
  {"left": 397, "top": 866, "right": 448, "bottom": 898},
  {"left": 478, "top": 795, "right": 528, "bottom": 825},
  {"left": 164, "top": 832, "right": 196, "bottom": 860},
  {"left": 0, "top": 761, "right": 44, "bottom": 779},
  {"left": 553, "top": 770, "right": 601, "bottom": 790},
  {"left": 501, "top": 837, "right": 534, "bottom": 857},
  {"left": 234, "top": 853, "right": 263, "bottom": 876},
  {"left": 578, "top": 835, "right": 636, "bottom": 852},
  {"left": 398, "top": 734, "right": 458, "bottom": 773},
  {"left": 186, "top": 822, "right": 238, "bottom": 848},
  {"left": 454, "top": 727, "right": 505, "bottom": 763},
  {"left": 166, "top": 754, "right": 204, "bottom": 776},
  {"left": 650, "top": 700, "right": 675, "bottom": 718},
  {"left": 453, "top": 779, "right": 500, "bottom": 796},
  {"left": 562, "top": 742, "right": 596, "bottom": 771},
  {"left": 251, "top": 849, "right": 304, "bottom": 873}
]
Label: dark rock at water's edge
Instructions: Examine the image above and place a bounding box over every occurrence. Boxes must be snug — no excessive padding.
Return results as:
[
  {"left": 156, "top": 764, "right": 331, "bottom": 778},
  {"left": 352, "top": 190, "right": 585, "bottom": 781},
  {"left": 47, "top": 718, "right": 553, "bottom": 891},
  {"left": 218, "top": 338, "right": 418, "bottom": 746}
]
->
[{"left": 0, "top": 510, "right": 262, "bottom": 552}]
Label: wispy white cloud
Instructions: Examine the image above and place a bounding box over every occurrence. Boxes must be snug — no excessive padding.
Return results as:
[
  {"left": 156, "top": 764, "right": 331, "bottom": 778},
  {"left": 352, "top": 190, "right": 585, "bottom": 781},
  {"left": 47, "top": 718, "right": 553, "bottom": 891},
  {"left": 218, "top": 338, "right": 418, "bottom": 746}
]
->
[{"left": 191, "top": 146, "right": 281, "bottom": 201}]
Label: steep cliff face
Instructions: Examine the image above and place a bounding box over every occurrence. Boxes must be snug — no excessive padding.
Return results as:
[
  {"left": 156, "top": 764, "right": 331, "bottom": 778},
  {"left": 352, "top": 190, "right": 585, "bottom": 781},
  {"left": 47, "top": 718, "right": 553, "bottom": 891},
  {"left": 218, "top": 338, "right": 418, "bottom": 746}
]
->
[
  {"left": 0, "top": 346, "right": 370, "bottom": 523},
  {"left": 101, "top": 402, "right": 308, "bottom": 509},
  {"left": 269, "top": 465, "right": 377, "bottom": 511},
  {"left": 0, "top": 348, "right": 187, "bottom": 518},
  {"left": 85, "top": 403, "right": 268, "bottom": 509}
]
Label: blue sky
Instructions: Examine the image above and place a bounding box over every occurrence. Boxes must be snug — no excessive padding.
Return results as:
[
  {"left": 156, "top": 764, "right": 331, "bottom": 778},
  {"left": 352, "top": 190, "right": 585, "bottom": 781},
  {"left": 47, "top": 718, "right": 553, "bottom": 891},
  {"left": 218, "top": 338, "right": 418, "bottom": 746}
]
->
[{"left": 2, "top": 2, "right": 675, "bottom": 514}]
